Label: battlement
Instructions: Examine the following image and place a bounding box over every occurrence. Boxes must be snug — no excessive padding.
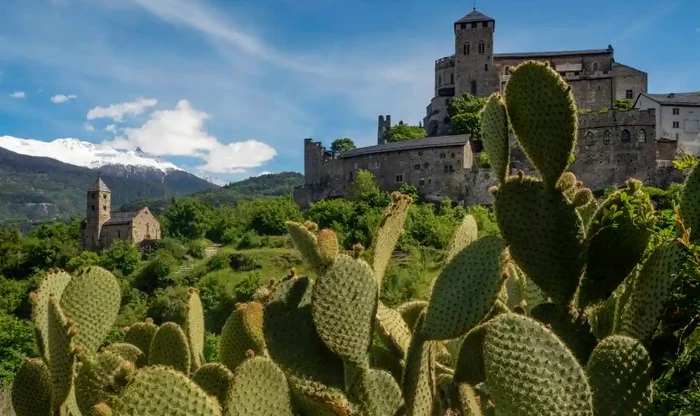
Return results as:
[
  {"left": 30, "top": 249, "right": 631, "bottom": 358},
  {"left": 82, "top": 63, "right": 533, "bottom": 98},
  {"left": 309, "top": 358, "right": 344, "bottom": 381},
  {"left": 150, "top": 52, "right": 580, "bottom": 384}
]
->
[
  {"left": 577, "top": 108, "right": 656, "bottom": 129},
  {"left": 435, "top": 56, "right": 455, "bottom": 70}
]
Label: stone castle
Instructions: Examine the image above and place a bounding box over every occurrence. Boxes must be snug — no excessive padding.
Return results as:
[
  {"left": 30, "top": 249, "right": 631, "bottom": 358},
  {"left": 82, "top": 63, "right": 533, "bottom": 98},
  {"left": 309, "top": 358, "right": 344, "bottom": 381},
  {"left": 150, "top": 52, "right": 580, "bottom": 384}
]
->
[
  {"left": 80, "top": 176, "right": 161, "bottom": 251},
  {"left": 293, "top": 8, "right": 682, "bottom": 208}
]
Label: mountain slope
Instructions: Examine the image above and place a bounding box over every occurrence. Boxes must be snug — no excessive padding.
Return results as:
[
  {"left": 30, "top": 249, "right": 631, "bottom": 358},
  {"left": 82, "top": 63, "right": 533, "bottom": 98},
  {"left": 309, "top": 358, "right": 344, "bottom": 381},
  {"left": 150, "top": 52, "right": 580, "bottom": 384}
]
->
[{"left": 0, "top": 146, "right": 218, "bottom": 222}]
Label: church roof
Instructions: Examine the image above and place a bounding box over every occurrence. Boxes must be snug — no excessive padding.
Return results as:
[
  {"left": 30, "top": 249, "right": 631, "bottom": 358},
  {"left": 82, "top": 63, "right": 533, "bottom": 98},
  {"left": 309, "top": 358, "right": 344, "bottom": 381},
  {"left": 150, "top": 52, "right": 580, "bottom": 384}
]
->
[
  {"left": 103, "top": 211, "right": 140, "bottom": 226},
  {"left": 456, "top": 9, "right": 495, "bottom": 24},
  {"left": 89, "top": 177, "right": 111, "bottom": 192},
  {"left": 340, "top": 134, "right": 470, "bottom": 158}
]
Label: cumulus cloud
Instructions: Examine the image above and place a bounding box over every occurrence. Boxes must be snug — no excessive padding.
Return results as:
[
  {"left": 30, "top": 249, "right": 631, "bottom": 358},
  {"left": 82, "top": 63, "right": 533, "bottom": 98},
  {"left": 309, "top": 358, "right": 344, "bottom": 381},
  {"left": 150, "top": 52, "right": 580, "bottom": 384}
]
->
[
  {"left": 9, "top": 91, "right": 26, "bottom": 99},
  {"left": 105, "top": 124, "right": 117, "bottom": 133},
  {"left": 87, "top": 97, "right": 158, "bottom": 122},
  {"left": 83, "top": 122, "right": 94, "bottom": 132},
  {"left": 51, "top": 94, "right": 77, "bottom": 103},
  {"left": 104, "top": 99, "right": 276, "bottom": 173}
]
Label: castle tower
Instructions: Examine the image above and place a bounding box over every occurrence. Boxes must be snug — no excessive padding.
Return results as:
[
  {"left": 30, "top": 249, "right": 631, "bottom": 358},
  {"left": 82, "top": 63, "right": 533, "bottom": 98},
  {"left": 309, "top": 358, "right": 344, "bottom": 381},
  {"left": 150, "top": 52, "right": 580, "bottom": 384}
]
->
[
  {"left": 453, "top": 9, "right": 498, "bottom": 98},
  {"left": 377, "top": 115, "right": 391, "bottom": 145},
  {"left": 84, "top": 175, "right": 111, "bottom": 250}
]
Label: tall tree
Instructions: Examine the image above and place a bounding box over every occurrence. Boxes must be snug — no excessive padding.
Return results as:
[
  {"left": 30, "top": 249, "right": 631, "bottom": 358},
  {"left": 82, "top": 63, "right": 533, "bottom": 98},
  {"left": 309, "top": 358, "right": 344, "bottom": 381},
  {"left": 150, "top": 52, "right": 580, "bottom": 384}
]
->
[
  {"left": 348, "top": 170, "right": 381, "bottom": 203},
  {"left": 330, "top": 138, "right": 356, "bottom": 157},
  {"left": 447, "top": 93, "right": 488, "bottom": 136},
  {"left": 386, "top": 121, "right": 426, "bottom": 142}
]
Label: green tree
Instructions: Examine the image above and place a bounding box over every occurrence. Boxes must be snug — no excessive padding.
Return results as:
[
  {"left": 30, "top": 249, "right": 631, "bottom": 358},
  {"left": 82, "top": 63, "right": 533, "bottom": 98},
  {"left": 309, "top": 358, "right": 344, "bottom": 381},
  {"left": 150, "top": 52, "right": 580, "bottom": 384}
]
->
[
  {"left": 330, "top": 137, "right": 356, "bottom": 157},
  {"left": 399, "top": 183, "right": 420, "bottom": 201},
  {"left": 162, "top": 197, "right": 213, "bottom": 240},
  {"left": 447, "top": 93, "right": 487, "bottom": 136},
  {"left": 0, "top": 313, "right": 38, "bottom": 389},
  {"left": 348, "top": 170, "right": 381, "bottom": 203},
  {"left": 386, "top": 121, "right": 426, "bottom": 142},
  {"left": 614, "top": 98, "right": 634, "bottom": 111},
  {"left": 99, "top": 240, "right": 141, "bottom": 276},
  {"left": 65, "top": 251, "right": 101, "bottom": 273}
]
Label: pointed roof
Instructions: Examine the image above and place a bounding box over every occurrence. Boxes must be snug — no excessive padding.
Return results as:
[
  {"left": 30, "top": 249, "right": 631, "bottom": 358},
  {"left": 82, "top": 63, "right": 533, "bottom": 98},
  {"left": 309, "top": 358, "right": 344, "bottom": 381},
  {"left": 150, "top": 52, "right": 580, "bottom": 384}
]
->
[
  {"left": 89, "top": 175, "right": 111, "bottom": 192},
  {"left": 456, "top": 8, "right": 495, "bottom": 24}
]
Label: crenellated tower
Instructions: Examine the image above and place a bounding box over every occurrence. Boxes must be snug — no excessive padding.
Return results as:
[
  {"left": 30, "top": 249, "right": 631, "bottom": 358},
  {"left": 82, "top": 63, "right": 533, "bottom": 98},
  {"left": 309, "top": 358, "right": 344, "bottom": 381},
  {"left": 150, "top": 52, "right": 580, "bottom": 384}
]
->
[{"left": 453, "top": 9, "right": 499, "bottom": 98}]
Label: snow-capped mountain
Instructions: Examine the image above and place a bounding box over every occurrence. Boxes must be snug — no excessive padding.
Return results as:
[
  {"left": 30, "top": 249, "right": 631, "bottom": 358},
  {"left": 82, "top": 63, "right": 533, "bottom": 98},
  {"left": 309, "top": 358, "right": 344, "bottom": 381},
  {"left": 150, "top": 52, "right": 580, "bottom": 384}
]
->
[{"left": 0, "top": 136, "right": 181, "bottom": 174}]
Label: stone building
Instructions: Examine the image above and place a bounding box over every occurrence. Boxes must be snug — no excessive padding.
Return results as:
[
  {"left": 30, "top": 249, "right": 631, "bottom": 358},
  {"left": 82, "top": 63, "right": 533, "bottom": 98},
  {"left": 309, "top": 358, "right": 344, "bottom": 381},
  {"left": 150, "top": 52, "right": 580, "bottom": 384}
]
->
[
  {"left": 423, "top": 8, "right": 648, "bottom": 137},
  {"left": 634, "top": 92, "right": 700, "bottom": 154},
  {"left": 80, "top": 176, "right": 161, "bottom": 251}
]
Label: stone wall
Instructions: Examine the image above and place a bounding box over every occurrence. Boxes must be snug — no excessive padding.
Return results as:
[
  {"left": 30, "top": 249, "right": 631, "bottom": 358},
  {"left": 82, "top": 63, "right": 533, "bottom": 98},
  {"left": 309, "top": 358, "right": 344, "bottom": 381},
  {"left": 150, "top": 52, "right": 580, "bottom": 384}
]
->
[
  {"left": 131, "top": 208, "right": 161, "bottom": 244},
  {"left": 613, "top": 63, "right": 647, "bottom": 102},
  {"left": 99, "top": 223, "right": 132, "bottom": 248}
]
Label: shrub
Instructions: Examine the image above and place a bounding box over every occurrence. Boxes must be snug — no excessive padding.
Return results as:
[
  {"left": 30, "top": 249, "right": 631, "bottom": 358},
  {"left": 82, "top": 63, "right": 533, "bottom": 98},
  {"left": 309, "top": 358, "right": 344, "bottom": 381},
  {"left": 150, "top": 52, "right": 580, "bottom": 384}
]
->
[
  {"left": 152, "top": 237, "right": 188, "bottom": 260},
  {"left": 0, "top": 313, "right": 38, "bottom": 389},
  {"left": 237, "top": 230, "right": 264, "bottom": 249},
  {"left": 65, "top": 251, "right": 101, "bottom": 273},
  {"left": 146, "top": 285, "right": 189, "bottom": 326},
  {"left": 99, "top": 240, "right": 141, "bottom": 276},
  {"left": 187, "top": 238, "right": 210, "bottom": 259},
  {"left": 229, "top": 252, "right": 262, "bottom": 272},
  {"left": 134, "top": 250, "right": 178, "bottom": 293},
  {"left": 207, "top": 251, "right": 231, "bottom": 272}
]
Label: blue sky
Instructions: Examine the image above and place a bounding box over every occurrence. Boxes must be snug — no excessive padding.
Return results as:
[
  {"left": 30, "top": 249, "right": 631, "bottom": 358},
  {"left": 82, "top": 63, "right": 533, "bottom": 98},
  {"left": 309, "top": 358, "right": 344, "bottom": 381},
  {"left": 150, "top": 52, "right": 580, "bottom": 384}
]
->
[{"left": 1, "top": 0, "right": 699, "bottom": 183}]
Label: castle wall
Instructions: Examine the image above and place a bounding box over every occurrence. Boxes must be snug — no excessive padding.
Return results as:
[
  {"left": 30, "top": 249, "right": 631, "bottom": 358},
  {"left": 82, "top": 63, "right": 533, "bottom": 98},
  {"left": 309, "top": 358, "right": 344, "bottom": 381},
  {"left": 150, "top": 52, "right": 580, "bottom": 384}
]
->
[
  {"left": 131, "top": 209, "right": 161, "bottom": 244},
  {"left": 613, "top": 63, "right": 647, "bottom": 102}
]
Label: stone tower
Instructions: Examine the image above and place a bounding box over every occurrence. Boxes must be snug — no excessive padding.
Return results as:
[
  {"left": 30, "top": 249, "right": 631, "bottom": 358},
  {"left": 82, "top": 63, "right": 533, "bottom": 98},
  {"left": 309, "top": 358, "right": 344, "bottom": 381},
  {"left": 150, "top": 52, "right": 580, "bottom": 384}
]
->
[
  {"left": 453, "top": 9, "right": 499, "bottom": 98},
  {"left": 377, "top": 115, "right": 391, "bottom": 145},
  {"left": 84, "top": 175, "right": 111, "bottom": 251}
]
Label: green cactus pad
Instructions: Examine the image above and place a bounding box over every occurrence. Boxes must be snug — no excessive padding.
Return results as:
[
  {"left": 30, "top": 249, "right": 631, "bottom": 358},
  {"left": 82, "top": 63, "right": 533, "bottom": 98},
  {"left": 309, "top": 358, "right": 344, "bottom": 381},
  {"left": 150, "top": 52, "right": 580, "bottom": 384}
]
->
[
  {"left": 317, "top": 229, "right": 340, "bottom": 266},
  {"left": 499, "top": 262, "right": 526, "bottom": 310},
  {"left": 102, "top": 343, "right": 144, "bottom": 368},
  {"left": 586, "top": 335, "right": 653, "bottom": 415},
  {"left": 31, "top": 268, "right": 72, "bottom": 361},
  {"left": 220, "top": 302, "right": 266, "bottom": 372},
  {"left": 480, "top": 93, "right": 511, "bottom": 183},
  {"left": 421, "top": 235, "right": 507, "bottom": 340},
  {"left": 225, "top": 356, "right": 294, "bottom": 416},
  {"left": 286, "top": 221, "right": 324, "bottom": 272},
  {"left": 371, "top": 343, "right": 405, "bottom": 383},
  {"left": 183, "top": 288, "right": 205, "bottom": 371},
  {"left": 75, "top": 351, "right": 134, "bottom": 415},
  {"left": 403, "top": 314, "right": 436, "bottom": 416},
  {"left": 111, "top": 366, "right": 221, "bottom": 416},
  {"left": 192, "top": 363, "right": 234, "bottom": 410},
  {"left": 263, "top": 276, "right": 344, "bottom": 387},
  {"left": 60, "top": 266, "right": 121, "bottom": 353},
  {"left": 47, "top": 296, "right": 78, "bottom": 413},
  {"left": 453, "top": 323, "right": 490, "bottom": 386},
  {"left": 288, "top": 378, "right": 356, "bottom": 416},
  {"left": 350, "top": 366, "right": 404, "bottom": 416},
  {"left": 457, "top": 383, "right": 483, "bottom": 416},
  {"left": 504, "top": 60, "right": 578, "bottom": 187},
  {"left": 396, "top": 300, "right": 428, "bottom": 332},
  {"left": 620, "top": 240, "right": 687, "bottom": 340},
  {"left": 530, "top": 303, "right": 597, "bottom": 365},
  {"left": 149, "top": 322, "right": 191, "bottom": 375},
  {"left": 494, "top": 176, "right": 586, "bottom": 304},
  {"left": 371, "top": 193, "right": 412, "bottom": 284},
  {"left": 680, "top": 162, "right": 700, "bottom": 241},
  {"left": 11, "top": 358, "right": 52, "bottom": 416},
  {"left": 123, "top": 320, "right": 157, "bottom": 367},
  {"left": 483, "top": 313, "right": 594, "bottom": 416},
  {"left": 312, "top": 254, "right": 378, "bottom": 363},
  {"left": 444, "top": 215, "right": 479, "bottom": 265},
  {"left": 376, "top": 302, "right": 412, "bottom": 358}
]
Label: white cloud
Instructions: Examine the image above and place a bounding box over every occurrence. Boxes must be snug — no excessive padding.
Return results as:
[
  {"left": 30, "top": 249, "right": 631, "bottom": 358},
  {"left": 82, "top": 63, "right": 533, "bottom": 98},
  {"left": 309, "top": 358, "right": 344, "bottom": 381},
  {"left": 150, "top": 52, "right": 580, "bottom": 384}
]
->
[
  {"left": 83, "top": 122, "right": 94, "bottom": 132},
  {"left": 50, "top": 94, "right": 77, "bottom": 103},
  {"left": 87, "top": 97, "right": 158, "bottom": 122},
  {"left": 105, "top": 124, "right": 117, "bottom": 133},
  {"left": 104, "top": 99, "right": 276, "bottom": 173},
  {"left": 9, "top": 91, "right": 26, "bottom": 98}
]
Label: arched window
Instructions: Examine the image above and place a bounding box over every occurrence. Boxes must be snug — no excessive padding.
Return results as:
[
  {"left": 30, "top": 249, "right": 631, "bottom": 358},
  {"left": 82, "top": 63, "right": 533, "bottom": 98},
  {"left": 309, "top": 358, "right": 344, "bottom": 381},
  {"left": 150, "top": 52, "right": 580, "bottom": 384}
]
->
[
  {"left": 638, "top": 129, "right": 647, "bottom": 143},
  {"left": 478, "top": 41, "right": 485, "bottom": 54},
  {"left": 592, "top": 61, "right": 600, "bottom": 72},
  {"left": 464, "top": 43, "right": 470, "bottom": 55},
  {"left": 504, "top": 66, "right": 510, "bottom": 75},
  {"left": 585, "top": 131, "right": 595, "bottom": 146},
  {"left": 438, "top": 75, "right": 441, "bottom": 86},
  {"left": 621, "top": 129, "right": 631, "bottom": 143},
  {"left": 603, "top": 130, "right": 611, "bottom": 145}
]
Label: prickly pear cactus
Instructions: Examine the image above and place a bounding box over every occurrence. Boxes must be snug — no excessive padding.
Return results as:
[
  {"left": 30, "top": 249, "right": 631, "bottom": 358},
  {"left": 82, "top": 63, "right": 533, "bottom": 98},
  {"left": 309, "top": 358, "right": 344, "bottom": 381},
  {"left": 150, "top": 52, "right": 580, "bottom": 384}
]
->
[
  {"left": 148, "top": 322, "right": 192, "bottom": 375},
  {"left": 220, "top": 301, "right": 266, "bottom": 372},
  {"left": 11, "top": 358, "right": 52, "bottom": 416}
]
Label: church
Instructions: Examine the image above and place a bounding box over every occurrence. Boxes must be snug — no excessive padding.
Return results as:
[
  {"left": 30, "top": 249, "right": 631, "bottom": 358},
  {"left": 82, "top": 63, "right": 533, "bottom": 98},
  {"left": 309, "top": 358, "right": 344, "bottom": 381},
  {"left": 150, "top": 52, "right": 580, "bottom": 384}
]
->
[{"left": 80, "top": 176, "right": 161, "bottom": 251}]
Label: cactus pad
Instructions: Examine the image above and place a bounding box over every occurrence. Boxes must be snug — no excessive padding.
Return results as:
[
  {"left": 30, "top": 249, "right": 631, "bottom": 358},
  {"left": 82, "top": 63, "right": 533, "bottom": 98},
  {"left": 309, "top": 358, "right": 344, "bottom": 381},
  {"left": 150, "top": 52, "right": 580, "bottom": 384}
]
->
[
  {"left": 586, "top": 335, "right": 653, "bottom": 415},
  {"left": 184, "top": 288, "right": 205, "bottom": 371},
  {"left": 60, "top": 266, "right": 121, "bottom": 353},
  {"left": 75, "top": 351, "right": 134, "bottom": 415},
  {"left": 504, "top": 60, "right": 578, "bottom": 187},
  {"left": 403, "top": 314, "right": 436, "bottom": 416},
  {"left": 530, "top": 303, "right": 597, "bottom": 365},
  {"left": 453, "top": 323, "right": 489, "bottom": 386},
  {"left": 372, "top": 193, "right": 412, "bottom": 284},
  {"left": 111, "top": 366, "right": 221, "bottom": 416},
  {"left": 312, "top": 254, "right": 378, "bottom": 363},
  {"left": 376, "top": 302, "right": 412, "bottom": 358},
  {"left": 48, "top": 296, "right": 79, "bottom": 412},
  {"left": 396, "top": 300, "right": 428, "bottom": 332},
  {"left": 123, "top": 320, "right": 157, "bottom": 367},
  {"left": 457, "top": 383, "right": 483, "bottom": 416},
  {"left": 317, "top": 228, "right": 340, "bottom": 266},
  {"left": 444, "top": 215, "right": 479, "bottom": 265},
  {"left": 192, "top": 363, "right": 234, "bottom": 410},
  {"left": 286, "top": 221, "right": 324, "bottom": 272},
  {"left": 494, "top": 176, "right": 586, "bottom": 303},
  {"left": 289, "top": 378, "right": 356, "bottom": 416},
  {"left": 480, "top": 93, "right": 511, "bottom": 183},
  {"left": 351, "top": 366, "right": 404, "bottom": 416},
  {"left": 220, "top": 302, "right": 266, "bottom": 372},
  {"left": 225, "top": 356, "right": 294, "bottom": 416},
  {"left": 620, "top": 240, "right": 687, "bottom": 340},
  {"left": 11, "top": 358, "right": 52, "bottom": 416},
  {"left": 421, "top": 235, "right": 507, "bottom": 340},
  {"left": 483, "top": 313, "right": 594, "bottom": 415},
  {"left": 680, "top": 161, "right": 700, "bottom": 241},
  {"left": 103, "top": 343, "right": 145, "bottom": 368},
  {"left": 31, "top": 268, "right": 72, "bottom": 361},
  {"left": 149, "top": 322, "right": 191, "bottom": 375}
]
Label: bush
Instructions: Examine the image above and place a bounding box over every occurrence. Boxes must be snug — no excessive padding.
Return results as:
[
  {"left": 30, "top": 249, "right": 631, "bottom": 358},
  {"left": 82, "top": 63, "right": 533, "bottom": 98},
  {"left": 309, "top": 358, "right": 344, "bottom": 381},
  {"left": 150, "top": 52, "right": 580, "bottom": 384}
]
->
[
  {"left": 135, "top": 250, "right": 178, "bottom": 293},
  {"left": 271, "top": 252, "right": 303, "bottom": 269},
  {"left": 146, "top": 286, "right": 189, "bottom": 326},
  {"left": 0, "top": 313, "right": 38, "bottom": 389},
  {"left": 207, "top": 251, "right": 231, "bottom": 272},
  {"left": 99, "top": 240, "right": 141, "bottom": 276},
  {"left": 152, "top": 238, "right": 188, "bottom": 260},
  {"left": 65, "top": 251, "right": 101, "bottom": 273},
  {"left": 229, "top": 252, "right": 262, "bottom": 272},
  {"left": 237, "top": 230, "right": 265, "bottom": 249},
  {"left": 187, "top": 239, "right": 211, "bottom": 259}
]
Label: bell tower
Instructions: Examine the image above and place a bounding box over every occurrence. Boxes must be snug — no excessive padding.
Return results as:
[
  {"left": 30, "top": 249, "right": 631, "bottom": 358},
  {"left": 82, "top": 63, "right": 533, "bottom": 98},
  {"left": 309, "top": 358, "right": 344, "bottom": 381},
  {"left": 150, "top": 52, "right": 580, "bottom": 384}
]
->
[
  {"left": 84, "top": 174, "right": 111, "bottom": 250},
  {"left": 453, "top": 8, "right": 499, "bottom": 98}
]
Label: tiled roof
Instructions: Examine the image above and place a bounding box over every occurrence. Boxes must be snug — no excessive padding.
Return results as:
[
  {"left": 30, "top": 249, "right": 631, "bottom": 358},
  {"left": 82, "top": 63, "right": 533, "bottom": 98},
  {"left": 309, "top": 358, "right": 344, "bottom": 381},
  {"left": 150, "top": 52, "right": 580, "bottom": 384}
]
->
[
  {"left": 456, "top": 9, "right": 495, "bottom": 24},
  {"left": 640, "top": 92, "right": 700, "bottom": 106},
  {"left": 495, "top": 49, "right": 611, "bottom": 59},
  {"left": 103, "top": 211, "right": 140, "bottom": 226},
  {"left": 340, "top": 134, "right": 470, "bottom": 158},
  {"left": 89, "top": 177, "right": 111, "bottom": 192}
]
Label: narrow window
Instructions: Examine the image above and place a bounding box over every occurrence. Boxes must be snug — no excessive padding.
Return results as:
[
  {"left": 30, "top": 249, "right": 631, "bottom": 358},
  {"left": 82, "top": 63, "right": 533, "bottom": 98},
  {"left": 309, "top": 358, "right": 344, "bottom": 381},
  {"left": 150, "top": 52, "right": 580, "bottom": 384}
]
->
[
  {"left": 484, "top": 64, "right": 488, "bottom": 71},
  {"left": 443, "top": 165, "right": 449, "bottom": 173},
  {"left": 673, "top": 108, "right": 680, "bottom": 115},
  {"left": 450, "top": 73, "right": 454, "bottom": 84},
  {"left": 626, "top": 89, "right": 633, "bottom": 99},
  {"left": 592, "top": 61, "right": 600, "bottom": 72},
  {"left": 423, "top": 162, "right": 429, "bottom": 168},
  {"left": 103, "top": 194, "right": 107, "bottom": 199},
  {"left": 621, "top": 129, "right": 631, "bottom": 143},
  {"left": 117, "top": 230, "right": 121, "bottom": 238},
  {"left": 414, "top": 164, "right": 421, "bottom": 170},
  {"left": 91, "top": 205, "right": 95, "bottom": 212},
  {"left": 676, "top": 133, "right": 680, "bottom": 139},
  {"left": 470, "top": 80, "right": 477, "bottom": 95},
  {"left": 471, "top": 22, "right": 477, "bottom": 28},
  {"left": 419, "top": 178, "right": 425, "bottom": 186},
  {"left": 103, "top": 205, "right": 106, "bottom": 211},
  {"left": 673, "top": 121, "right": 680, "bottom": 128},
  {"left": 482, "top": 21, "right": 488, "bottom": 28},
  {"left": 464, "top": 43, "right": 470, "bottom": 55},
  {"left": 438, "top": 75, "right": 442, "bottom": 86},
  {"left": 451, "top": 153, "right": 455, "bottom": 158},
  {"left": 478, "top": 41, "right": 485, "bottom": 54},
  {"left": 395, "top": 174, "right": 403, "bottom": 183},
  {"left": 639, "top": 129, "right": 647, "bottom": 143}
]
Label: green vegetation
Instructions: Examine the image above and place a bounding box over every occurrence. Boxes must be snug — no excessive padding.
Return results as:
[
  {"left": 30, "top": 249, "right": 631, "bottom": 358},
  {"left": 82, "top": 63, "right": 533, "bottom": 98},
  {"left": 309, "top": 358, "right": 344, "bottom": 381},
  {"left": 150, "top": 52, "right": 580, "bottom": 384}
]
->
[
  {"left": 614, "top": 98, "right": 634, "bottom": 111},
  {"left": 330, "top": 138, "right": 356, "bottom": 157},
  {"left": 2, "top": 61, "right": 700, "bottom": 415},
  {"left": 447, "top": 92, "right": 488, "bottom": 136},
  {"left": 386, "top": 121, "right": 427, "bottom": 142}
]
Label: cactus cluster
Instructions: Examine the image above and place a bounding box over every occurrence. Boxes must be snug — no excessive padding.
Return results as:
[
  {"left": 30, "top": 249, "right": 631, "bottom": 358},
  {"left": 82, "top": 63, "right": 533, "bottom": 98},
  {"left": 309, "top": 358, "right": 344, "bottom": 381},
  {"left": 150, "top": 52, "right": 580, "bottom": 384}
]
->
[{"left": 11, "top": 60, "right": 700, "bottom": 415}]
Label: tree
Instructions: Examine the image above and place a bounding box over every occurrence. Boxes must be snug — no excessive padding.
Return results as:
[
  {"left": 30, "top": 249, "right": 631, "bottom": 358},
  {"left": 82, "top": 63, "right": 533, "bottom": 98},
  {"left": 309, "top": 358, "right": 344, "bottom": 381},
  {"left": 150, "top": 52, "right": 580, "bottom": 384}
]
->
[
  {"left": 330, "top": 138, "right": 356, "bottom": 157},
  {"left": 348, "top": 170, "right": 381, "bottom": 203},
  {"left": 99, "top": 240, "right": 141, "bottom": 276},
  {"left": 614, "top": 98, "right": 634, "bottom": 111},
  {"left": 447, "top": 93, "right": 487, "bottom": 136},
  {"left": 386, "top": 121, "right": 426, "bottom": 142},
  {"left": 162, "top": 197, "right": 213, "bottom": 241}
]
